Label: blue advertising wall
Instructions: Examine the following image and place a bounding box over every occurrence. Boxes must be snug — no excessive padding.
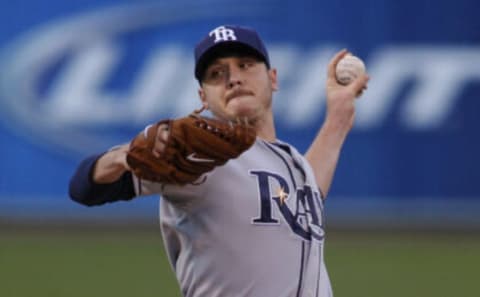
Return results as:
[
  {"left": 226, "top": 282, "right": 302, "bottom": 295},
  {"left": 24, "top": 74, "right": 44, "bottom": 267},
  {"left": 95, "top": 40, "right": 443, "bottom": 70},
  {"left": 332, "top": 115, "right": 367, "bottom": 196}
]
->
[{"left": 1, "top": 0, "right": 479, "bottom": 226}]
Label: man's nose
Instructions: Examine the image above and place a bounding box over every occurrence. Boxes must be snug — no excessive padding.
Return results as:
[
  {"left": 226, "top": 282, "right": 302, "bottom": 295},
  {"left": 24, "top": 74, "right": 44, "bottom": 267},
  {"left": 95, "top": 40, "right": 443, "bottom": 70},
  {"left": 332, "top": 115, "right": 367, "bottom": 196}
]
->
[{"left": 227, "top": 67, "right": 243, "bottom": 89}]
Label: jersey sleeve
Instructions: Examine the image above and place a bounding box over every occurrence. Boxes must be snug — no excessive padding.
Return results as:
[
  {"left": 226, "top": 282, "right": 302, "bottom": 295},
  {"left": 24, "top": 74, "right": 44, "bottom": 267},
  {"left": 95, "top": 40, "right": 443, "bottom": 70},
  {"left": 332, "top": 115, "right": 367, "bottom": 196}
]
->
[{"left": 69, "top": 153, "right": 136, "bottom": 206}]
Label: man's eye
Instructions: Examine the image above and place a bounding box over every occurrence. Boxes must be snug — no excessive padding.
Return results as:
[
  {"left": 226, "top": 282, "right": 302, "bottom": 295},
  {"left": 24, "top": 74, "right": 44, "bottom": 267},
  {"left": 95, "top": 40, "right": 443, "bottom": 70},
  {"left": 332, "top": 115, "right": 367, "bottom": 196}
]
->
[
  {"left": 240, "top": 62, "right": 253, "bottom": 69},
  {"left": 240, "top": 60, "right": 255, "bottom": 69},
  {"left": 208, "top": 69, "right": 224, "bottom": 79}
]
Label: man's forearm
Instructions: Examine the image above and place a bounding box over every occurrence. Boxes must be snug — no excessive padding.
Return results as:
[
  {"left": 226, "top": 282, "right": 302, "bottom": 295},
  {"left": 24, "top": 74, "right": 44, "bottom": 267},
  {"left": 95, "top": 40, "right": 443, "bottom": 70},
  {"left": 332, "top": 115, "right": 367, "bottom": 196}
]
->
[
  {"left": 305, "top": 119, "right": 349, "bottom": 198},
  {"left": 93, "top": 144, "right": 130, "bottom": 183}
]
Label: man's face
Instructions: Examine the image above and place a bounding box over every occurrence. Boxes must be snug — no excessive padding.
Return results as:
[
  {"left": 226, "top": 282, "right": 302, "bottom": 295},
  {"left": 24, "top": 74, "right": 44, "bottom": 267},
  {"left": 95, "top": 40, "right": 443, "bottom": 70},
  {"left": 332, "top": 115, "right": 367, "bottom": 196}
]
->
[{"left": 198, "top": 55, "right": 278, "bottom": 122}]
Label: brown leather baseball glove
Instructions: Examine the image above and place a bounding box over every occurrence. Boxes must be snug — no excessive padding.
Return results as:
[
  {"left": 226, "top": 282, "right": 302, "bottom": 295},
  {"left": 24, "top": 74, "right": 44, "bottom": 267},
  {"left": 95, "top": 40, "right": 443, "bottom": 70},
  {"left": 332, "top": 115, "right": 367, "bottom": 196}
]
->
[{"left": 126, "top": 113, "right": 256, "bottom": 184}]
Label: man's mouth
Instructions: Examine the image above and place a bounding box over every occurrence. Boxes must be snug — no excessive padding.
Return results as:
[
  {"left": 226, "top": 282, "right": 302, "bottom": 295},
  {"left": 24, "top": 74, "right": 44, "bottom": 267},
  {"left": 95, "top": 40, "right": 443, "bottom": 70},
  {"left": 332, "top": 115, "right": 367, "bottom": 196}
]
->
[{"left": 226, "top": 89, "right": 254, "bottom": 103}]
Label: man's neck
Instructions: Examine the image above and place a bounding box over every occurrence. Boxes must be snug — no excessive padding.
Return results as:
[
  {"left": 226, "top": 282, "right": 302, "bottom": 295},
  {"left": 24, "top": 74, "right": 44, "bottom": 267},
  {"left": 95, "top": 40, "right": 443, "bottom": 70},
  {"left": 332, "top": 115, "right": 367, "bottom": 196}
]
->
[{"left": 253, "top": 112, "right": 276, "bottom": 142}]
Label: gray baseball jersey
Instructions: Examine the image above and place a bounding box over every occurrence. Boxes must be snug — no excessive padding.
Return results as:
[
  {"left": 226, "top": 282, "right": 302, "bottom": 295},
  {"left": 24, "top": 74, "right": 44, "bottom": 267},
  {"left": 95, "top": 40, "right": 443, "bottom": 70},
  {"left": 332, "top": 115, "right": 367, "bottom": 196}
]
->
[{"left": 133, "top": 139, "right": 333, "bottom": 297}]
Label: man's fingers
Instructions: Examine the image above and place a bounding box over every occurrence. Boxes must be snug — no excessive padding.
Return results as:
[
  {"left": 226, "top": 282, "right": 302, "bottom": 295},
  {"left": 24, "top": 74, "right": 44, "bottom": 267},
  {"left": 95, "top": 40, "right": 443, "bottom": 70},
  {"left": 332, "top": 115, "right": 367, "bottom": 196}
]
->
[
  {"left": 153, "top": 123, "right": 170, "bottom": 157},
  {"left": 350, "top": 73, "right": 370, "bottom": 97},
  {"left": 327, "top": 49, "right": 349, "bottom": 80}
]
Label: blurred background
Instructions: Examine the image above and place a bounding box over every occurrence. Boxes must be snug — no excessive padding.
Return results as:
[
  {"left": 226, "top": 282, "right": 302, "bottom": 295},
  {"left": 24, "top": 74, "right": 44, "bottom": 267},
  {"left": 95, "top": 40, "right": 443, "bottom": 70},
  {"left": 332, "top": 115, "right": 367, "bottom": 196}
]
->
[{"left": 1, "top": 0, "right": 479, "bottom": 296}]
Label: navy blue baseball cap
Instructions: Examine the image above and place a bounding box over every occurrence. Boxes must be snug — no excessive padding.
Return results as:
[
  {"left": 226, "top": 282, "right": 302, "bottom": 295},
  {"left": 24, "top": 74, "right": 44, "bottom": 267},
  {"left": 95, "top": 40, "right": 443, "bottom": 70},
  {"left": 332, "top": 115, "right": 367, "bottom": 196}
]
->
[{"left": 194, "top": 25, "right": 270, "bottom": 81}]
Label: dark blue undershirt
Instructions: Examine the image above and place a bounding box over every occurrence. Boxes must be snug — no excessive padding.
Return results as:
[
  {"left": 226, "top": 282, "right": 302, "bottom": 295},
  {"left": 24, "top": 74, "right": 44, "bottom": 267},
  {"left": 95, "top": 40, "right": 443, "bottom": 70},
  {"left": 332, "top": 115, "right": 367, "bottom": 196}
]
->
[{"left": 68, "top": 153, "right": 135, "bottom": 206}]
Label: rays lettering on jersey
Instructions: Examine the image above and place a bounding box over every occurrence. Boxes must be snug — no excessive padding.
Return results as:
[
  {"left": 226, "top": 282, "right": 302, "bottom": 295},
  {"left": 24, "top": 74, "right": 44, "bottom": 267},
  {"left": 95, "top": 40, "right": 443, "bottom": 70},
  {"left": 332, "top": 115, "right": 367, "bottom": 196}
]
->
[{"left": 250, "top": 170, "right": 325, "bottom": 241}]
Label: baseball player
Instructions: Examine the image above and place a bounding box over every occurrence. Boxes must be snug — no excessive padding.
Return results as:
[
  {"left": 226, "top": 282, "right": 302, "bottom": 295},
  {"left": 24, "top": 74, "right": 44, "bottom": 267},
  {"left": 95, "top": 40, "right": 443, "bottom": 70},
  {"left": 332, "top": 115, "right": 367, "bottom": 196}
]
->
[{"left": 69, "top": 25, "right": 369, "bottom": 297}]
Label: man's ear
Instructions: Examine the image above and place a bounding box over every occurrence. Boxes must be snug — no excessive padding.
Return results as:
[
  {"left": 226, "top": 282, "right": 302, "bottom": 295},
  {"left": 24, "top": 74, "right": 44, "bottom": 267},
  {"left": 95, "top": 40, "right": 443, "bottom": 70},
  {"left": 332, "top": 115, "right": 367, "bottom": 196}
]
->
[
  {"left": 269, "top": 68, "right": 279, "bottom": 91},
  {"left": 198, "top": 88, "right": 209, "bottom": 109}
]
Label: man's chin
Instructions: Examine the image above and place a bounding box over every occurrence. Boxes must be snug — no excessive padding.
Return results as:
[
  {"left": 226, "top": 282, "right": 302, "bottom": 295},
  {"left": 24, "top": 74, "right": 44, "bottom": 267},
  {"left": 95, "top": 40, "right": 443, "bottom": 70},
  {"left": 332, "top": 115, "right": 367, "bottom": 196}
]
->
[
  {"left": 226, "top": 107, "right": 256, "bottom": 121},
  {"left": 226, "top": 101, "right": 255, "bottom": 116}
]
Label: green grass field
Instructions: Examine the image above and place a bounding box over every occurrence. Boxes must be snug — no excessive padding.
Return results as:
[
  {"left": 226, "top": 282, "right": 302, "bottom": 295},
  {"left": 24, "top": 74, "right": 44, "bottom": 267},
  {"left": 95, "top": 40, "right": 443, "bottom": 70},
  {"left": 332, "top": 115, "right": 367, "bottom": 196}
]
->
[{"left": 1, "top": 226, "right": 479, "bottom": 297}]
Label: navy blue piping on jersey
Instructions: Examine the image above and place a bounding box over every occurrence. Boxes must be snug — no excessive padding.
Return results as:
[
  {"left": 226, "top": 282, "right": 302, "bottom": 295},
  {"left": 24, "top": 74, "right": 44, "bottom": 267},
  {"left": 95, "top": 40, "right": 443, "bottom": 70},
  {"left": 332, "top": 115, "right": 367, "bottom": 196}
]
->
[
  {"left": 315, "top": 243, "right": 322, "bottom": 297},
  {"left": 273, "top": 142, "right": 327, "bottom": 200},
  {"left": 264, "top": 142, "right": 305, "bottom": 297},
  {"left": 265, "top": 142, "right": 298, "bottom": 188},
  {"left": 297, "top": 241, "right": 306, "bottom": 297},
  {"left": 271, "top": 142, "right": 307, "bottom": 182}
]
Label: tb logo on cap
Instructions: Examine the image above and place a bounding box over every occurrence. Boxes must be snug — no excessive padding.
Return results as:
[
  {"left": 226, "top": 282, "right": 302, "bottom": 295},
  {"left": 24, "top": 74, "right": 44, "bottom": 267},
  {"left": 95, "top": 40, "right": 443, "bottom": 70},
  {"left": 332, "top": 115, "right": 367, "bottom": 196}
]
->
[{"left": 209, "top": 26, "right": 237, "bottom": 43}]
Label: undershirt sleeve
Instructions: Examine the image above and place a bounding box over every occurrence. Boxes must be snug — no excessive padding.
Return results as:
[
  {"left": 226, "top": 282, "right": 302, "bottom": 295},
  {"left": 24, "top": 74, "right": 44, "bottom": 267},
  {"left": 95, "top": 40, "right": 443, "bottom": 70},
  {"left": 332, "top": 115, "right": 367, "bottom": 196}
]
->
[{"left": 68, "top": 153, "right": 136, "bottom": 206}]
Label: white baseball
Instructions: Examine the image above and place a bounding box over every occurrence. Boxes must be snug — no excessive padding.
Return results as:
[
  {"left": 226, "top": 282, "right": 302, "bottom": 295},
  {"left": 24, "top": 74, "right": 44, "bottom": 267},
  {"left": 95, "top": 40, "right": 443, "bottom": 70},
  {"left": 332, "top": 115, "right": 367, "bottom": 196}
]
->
[{"left": 335, "top": 54, "right": 366, "bottom": 85}]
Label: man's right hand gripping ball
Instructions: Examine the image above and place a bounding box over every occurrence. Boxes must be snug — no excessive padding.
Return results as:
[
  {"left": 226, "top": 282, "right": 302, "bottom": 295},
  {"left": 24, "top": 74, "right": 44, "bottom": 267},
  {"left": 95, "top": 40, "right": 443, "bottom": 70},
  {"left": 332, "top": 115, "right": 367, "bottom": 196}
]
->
[{"left": 126, "top": 113, "right": 257, "bottom": 184}]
